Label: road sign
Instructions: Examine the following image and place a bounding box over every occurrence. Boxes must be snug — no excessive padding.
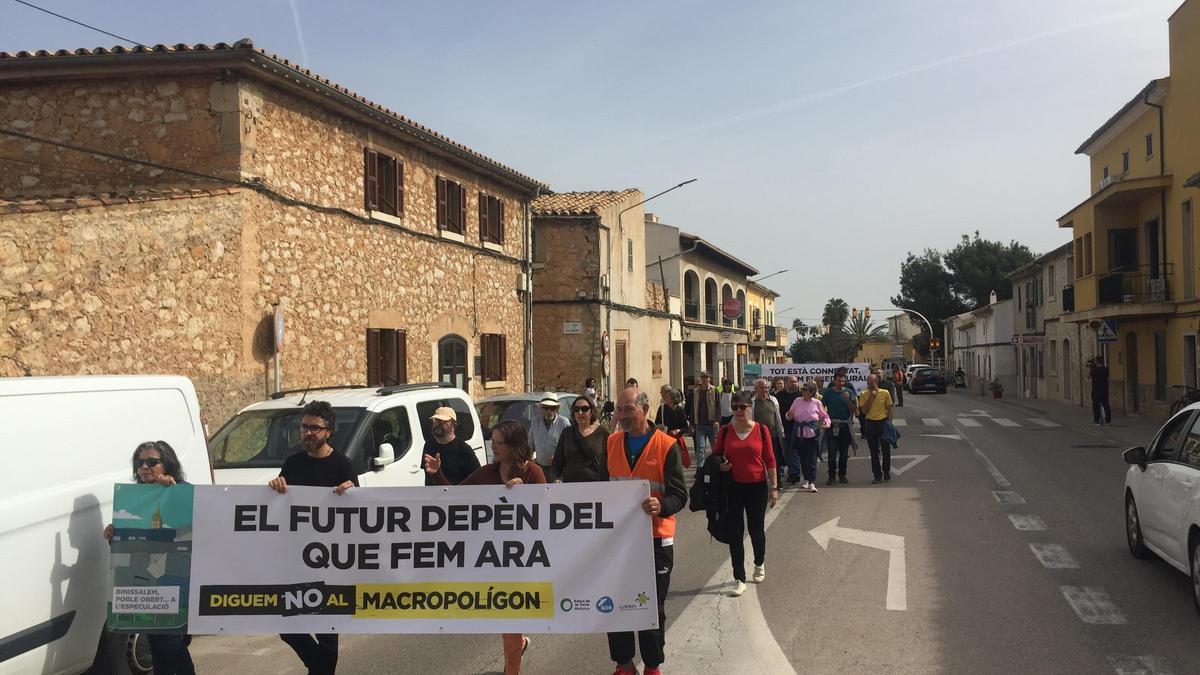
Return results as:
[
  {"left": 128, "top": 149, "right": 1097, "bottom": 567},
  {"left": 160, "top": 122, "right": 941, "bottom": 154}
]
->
[
  {"left": 601, "top": 331, "right": 610, "bottom": 354},
  {"left": 722, "top": 297, "right": 743, "bottom": 320},
  {"left": 563, "top": 321, "right": 583, "bottom": 334},
  {"left": 273, "top": 305, "right": 285, "bottom": 353},
  {"left": 1096, "top": 320, "right": 1118, "bottom": 343},
  {"left": 809, "top": 517, "right": 907, "bottom": 611}
]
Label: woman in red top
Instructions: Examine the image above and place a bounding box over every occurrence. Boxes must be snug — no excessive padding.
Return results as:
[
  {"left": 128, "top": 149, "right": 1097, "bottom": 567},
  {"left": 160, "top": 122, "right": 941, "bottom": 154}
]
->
[
  {"left": 713, "top": 391, "right": 778, "bottom": 597},
  {"left": 425, "top": 420, "right": 544, "bottom": 675}
]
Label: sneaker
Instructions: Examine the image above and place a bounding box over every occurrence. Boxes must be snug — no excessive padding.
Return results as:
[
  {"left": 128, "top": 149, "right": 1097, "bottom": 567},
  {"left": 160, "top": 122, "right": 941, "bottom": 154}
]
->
[
  {"left": 872, "top": 478, "right": 882, "bottom": 484},
  {"left": 808, "top": 484, "right": 819, "bottom": 493},
  {"left": 752, "top": 565, "right": 766, "bottom": 583},
  {"left": 839, "top": 476, "right": 849, "bottom": 484},
  {"left": 611, "top": 665, "right": 639, "bottom": 675},
  {"left": 1092, "top": 422, "right": 1103, "bottom": 427},
  {"left": 826, "top": 477, "right": 836, "bottom": 486},
  {"left": 787, "top": 475, "right": 800, "bottom": 484},
  {"left": 730, "top": 580, "right": 747, "bottom": 596},
  {"left": 522, "top": 636, "right": 530, "bottom": 655}
]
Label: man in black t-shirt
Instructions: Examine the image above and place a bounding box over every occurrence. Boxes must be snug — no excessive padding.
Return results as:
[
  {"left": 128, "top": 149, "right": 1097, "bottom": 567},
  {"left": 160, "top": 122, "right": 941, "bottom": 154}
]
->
[
  {"left": 268, "top": 400, "right": 356, "bottom": 675},
  {"left": 423, "top": 406, "right": 481, "bottom": 485}
]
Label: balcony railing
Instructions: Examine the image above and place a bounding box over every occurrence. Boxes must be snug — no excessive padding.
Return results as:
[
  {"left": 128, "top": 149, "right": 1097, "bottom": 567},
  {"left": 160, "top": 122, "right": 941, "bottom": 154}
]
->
[
  {"left": 685, "top": 300, "right": 699, "bottom": 320},
  {"left": 705, "top": 306, "right": 717, "bottom": 324},
  {"left": 764, "top": 325, "right": 778, "bottom": 342},
  {"left": 1097, "top": 263, "right": 1173, "bottom": 305}
]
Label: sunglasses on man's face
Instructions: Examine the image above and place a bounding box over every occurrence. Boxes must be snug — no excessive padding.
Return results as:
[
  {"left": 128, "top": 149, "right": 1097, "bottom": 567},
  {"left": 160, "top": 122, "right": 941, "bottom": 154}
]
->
[
  {"left": 731, "top": 404, "right": 750, "bottom": 411},
  {"left": 136, "top": 458, "right": 163, "bottom": 468}
]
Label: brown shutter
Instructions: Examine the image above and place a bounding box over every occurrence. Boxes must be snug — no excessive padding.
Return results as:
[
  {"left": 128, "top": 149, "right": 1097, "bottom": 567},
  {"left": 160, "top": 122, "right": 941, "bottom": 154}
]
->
[
  {"left": 436, "top": 177, "right": 447, "bottom": 229},
  {"left": 364, "top": 148, "right": 379, "bottom": 211},
  {"left": 396, "top": 329, "right": 408, "bottom": 384},
  {"left": 497, "top": 199, "right": 505, "bottom": 245},
  {"left": 458, "top": 185, "right": 468, "bottom": 235},
  {"left": 366, "top": 328, "right": 382, "bottom": 386},
  {"left": 479, "top": 192, "right": 489, "bottom": 243},
  {"left": 499, "top": 334, "right": 507, "bottom": 379},
  {"left": 395, "top": 159, "right": 405, "bottom": 217}
]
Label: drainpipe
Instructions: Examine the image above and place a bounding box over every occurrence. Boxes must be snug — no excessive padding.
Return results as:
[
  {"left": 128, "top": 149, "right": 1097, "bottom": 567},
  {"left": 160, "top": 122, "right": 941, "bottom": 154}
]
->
[
  {"left": 524, "top": 191, "right": 538, "bottom": 392},
  {"left": 1144, "top": 91, "right": 1167, "bottom": 281}
]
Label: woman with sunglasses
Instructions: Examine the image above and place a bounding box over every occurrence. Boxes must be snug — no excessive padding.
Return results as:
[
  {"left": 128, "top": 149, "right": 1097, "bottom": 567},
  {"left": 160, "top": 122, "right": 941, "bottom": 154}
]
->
[
  {"left": 425, "top": 420, "right": 543, "bottom": 675},
  {"left": 102, "top": 441, "right": 194, "bottom": 675},
  {"left": 552, "top": 396, "right": 609, "bottom": 483},
  {"left": 712, "top": 392, "right": 778, "bottom": 597}
]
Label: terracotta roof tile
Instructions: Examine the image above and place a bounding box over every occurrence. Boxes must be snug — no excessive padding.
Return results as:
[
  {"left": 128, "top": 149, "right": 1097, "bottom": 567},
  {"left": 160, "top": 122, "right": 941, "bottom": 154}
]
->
[
  {"left": 0, "top": 186, "right": 240, "bottom": 215},
  {"left": 0, "top": 39, "right": 547, "bottom": 191},
  {"left": 531, "top": 189, "right": 642, "bottom": 216}
]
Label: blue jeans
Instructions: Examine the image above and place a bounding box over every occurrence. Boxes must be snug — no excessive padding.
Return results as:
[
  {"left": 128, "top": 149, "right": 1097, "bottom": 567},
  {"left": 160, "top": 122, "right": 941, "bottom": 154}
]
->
[{"left": 694, "top": 423, "right": 716, "bottom": 466}]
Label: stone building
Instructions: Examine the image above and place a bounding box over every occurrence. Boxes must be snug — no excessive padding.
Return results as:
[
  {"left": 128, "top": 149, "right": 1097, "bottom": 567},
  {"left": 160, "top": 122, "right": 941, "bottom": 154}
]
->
[
  {"left": 644, "top": 214, "right": 757, "bottom": 388},
  {"left": 0, "top": 40, "right": 545, "bottom": 424},
  {"left": 530, "top": 191, "right": 677, "bottom": 400}
]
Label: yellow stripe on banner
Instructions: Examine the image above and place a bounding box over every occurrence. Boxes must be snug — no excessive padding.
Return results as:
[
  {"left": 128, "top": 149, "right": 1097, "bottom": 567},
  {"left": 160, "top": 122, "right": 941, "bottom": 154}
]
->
[{"left": 355, "top": 582, "right": 554, "bottom": 619}]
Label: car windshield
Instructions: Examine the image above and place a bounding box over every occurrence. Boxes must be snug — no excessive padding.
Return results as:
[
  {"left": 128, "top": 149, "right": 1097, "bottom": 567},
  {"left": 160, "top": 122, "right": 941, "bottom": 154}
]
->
[
  {"left": 916, "top": 369, "right": 937, "bottom": 377},
  {"left": 208, "top": 407, "right": 363, "bottom": 469},
  {"left": 476, "top": 400, "right": 541, "bottom": 436}
]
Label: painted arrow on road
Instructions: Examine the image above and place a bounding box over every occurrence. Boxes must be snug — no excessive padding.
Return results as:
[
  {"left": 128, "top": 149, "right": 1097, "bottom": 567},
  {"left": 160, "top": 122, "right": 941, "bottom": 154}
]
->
[
  {"left": 809, "top": 517, "right": 907, "bottom": 611},
  {"left": 848, "top": 454, "right": 930, "bottom": 475}
]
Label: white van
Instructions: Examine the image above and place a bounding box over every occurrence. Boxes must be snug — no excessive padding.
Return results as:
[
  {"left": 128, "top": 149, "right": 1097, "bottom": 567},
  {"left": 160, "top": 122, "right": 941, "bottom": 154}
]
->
[
  {"left": 207, "top": 383, "right": 486, "bottom": 486},
  {"left": 0, "top": 375, "right": 213, "bottom": 675}
]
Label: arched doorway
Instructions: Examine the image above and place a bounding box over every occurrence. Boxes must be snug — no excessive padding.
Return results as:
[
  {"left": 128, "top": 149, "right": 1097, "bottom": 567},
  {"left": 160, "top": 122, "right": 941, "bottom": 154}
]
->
[
  {"left": 438, "top": 335, "right": 468, "bottom": 391},
  {"left": 1125, "top": 332, "right": 1139, "bottom": 412}
]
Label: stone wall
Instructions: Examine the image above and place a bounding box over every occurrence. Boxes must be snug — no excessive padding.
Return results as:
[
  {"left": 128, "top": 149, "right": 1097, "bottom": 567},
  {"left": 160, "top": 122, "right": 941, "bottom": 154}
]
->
[
  {"left": 0, "top": 191, "right": 267, "bottom": 424},
  {"left": 530, "top": 217, "right": 601, "bottom": 300},
  {"left": 0, "top": 74, "right": 238, "bottom": 197}
]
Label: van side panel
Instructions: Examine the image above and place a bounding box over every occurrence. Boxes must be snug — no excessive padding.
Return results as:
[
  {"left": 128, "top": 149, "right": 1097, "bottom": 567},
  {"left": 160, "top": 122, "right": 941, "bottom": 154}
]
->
[{"left": 0, "top": 383, "right": 211, "bottom": 675}]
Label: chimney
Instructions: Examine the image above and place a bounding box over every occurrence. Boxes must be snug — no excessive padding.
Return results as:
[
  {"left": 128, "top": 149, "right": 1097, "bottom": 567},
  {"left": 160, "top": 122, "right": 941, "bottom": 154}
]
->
[
  {"left": 989, "top": 290, "right": 998, "bottom": 304},
  {"left": 644, "top": 213, "right": 659, "bottom": 223}
]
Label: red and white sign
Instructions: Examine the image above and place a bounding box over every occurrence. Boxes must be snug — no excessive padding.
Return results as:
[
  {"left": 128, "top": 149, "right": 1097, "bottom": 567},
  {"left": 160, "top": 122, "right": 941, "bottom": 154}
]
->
[{"left": 722, "top": 298, "right": 743, "bottom": 320}]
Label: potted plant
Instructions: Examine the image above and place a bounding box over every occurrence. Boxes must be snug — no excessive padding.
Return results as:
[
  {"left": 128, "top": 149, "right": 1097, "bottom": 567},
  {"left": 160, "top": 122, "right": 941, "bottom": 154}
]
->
[{"left": 989, "top": 379, "right": 1004, "bottom": 399}]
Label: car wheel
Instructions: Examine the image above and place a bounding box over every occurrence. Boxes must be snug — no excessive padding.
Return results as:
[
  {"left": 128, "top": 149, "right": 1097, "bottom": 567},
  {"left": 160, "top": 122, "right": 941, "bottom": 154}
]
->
[
  {"left": 938, "top": 388, "right": 947, "bottom": 394},
  {"left": 1126, "top": 494, "right": 1153, "bottom": 559},
  {"left": 1191, "top": 535, "right": 1200, "bottom": 616}
]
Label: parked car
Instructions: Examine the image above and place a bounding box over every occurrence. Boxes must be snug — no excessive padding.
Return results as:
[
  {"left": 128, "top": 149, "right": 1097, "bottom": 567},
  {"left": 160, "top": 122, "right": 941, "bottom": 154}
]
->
[
  {"left": 904, "top": 364, "right": 930, "bottom": 391},
  {"left": 1123, "top": 403, "right": 1200, "bottom": 613},
  {"left": 208, "top": 383, "right": 484, "bottom": 487},
  {"left": 909, "top": 368, "right": 947, "bottom": 394},
  {"left": 0, "top": 375, "right": 213, "bottom": 675},
  {"left": 476, "top": 392, "right": 579, "bottom": 461}
]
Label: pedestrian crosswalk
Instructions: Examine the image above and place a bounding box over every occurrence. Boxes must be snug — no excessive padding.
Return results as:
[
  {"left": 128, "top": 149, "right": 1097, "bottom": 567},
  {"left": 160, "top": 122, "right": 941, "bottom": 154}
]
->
[{"left": 884, "top": 415, "right": 1062, "bottom": 429}]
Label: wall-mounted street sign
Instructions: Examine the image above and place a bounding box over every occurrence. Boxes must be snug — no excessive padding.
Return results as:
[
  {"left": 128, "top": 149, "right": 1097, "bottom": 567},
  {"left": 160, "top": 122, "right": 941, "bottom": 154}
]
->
[
  {"left": 563, "top": 322, "right": 583, "bottom": 334},
  {"left": 722, "top": 298, "right": 743, "bottom": 320}
]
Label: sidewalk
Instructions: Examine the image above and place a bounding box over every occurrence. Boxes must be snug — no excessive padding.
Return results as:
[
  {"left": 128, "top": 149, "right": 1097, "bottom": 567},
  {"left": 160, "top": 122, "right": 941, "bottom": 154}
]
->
[{"left": 944, "top": 389, "right": 1162, "bottom": 450}]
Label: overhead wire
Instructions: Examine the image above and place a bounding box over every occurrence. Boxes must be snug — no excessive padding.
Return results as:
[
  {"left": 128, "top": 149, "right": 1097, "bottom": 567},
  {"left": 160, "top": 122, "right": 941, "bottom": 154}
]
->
[{"left": 9, "top": 0, "right": 148, "bottom": 47}]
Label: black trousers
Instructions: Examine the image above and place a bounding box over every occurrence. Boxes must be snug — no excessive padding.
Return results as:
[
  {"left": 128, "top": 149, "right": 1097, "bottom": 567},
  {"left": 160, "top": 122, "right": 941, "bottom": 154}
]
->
[
  {"left": 726, "top": 480, "right": 768, "bottom": 581},
  {"left": 147, "top": 634, "right": 194, "bottom": 675},
  {"left": 865, "top": 419, "right": 891, "bottom": 479},
  {"left": 1092, "top": 394, "right": 1111, "bottom": 423},
  {"left": 608, "top": 540, "right": 673, "bottom": 669},
  {"left": 280, "top": 633, "right": 339, "bottom": 674},
  {"left": 826, "top": 423, "right": 851, "bottom": 479}
]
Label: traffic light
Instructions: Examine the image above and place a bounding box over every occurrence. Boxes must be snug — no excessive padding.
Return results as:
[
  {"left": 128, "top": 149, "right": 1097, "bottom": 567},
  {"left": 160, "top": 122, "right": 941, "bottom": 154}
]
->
[
  {"left": 851, "top": 307, "right": 858, "bottom": 319},
  {"left": 864, "top": 307, "right": 871, "bottom": 319},
  {"left": 930, "top": 338, "right": 942, "bottom": 350}
]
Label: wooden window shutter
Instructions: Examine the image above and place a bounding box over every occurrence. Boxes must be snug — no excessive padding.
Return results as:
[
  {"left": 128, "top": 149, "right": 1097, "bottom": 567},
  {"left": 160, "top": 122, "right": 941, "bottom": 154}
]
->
[
  {"left": 436, "top": 177, "right": 447, "bottom": 229},
  {"left": 458, "top": 185, "right": 468, "bottom": 235},
  {"left": 364, "top": 148, "right": 379, "bottom": 211},
  {"left": 396, "top": 329, "right": 408, "bottom": 384},
  {"left": 497, "top": 200, "right": 505, "bottom": 244},
  {"left": 479, "top": 192, "right": 489, "bottom": 243},
  {"left": 366, "top": 328, "right": 382, "bottom": 386},
  {"left": 499, "top": 334, "right": 507, "bottom": 379},
  {"left": 395, "top": 159, "right": 405, "bottom": 217}
]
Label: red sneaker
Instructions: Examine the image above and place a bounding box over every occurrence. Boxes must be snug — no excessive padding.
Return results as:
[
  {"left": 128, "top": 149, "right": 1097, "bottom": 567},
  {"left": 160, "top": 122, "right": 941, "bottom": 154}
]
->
[
  {"left": 643, "top": 668, "right": 662, "bottom": 675},
  {"left": 611, "top": 666, "right": 639, "bottom": 675}
]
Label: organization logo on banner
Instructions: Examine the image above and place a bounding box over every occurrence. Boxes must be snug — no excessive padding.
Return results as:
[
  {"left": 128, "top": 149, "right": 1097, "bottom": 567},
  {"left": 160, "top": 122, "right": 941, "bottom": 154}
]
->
[
  {"left": 596, "top": 596, "right": 614, "bottom": 613},
  {"left": 619, "top": 591, "right": 652, "bottom": 612}
]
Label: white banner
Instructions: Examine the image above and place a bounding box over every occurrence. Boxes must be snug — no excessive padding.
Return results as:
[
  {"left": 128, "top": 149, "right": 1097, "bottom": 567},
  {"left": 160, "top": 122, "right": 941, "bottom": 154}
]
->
[
  {"left": 760, "top": 363, "right": 871, "bottom": 391},
  {"left": 188, "top": 483, "right": 657, "bottom": 634}
]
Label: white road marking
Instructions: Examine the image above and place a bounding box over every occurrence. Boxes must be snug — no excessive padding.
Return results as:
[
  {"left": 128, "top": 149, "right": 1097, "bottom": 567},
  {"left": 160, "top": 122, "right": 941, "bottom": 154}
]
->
[
  {"left": 957, "top": 418, "right": 983, "bottom": 427},
  {"left": 809, "top": 517, "right": 907, "bottom": 611},
  {"left": 891, "top": 418, "right": 907, "bottom": 427},
  {"left": 992, "top": 491, "right": 1026, "bottom": 505},
  {"left": 848, "top": 454, "right": 930, "bottom": 475},
  {"left": 918, "top": 433, "right": 962, "bottom": 440},
  {"left": 1029, "top": 418, "right": 1061, "bottom": 428},
  {"left": 916, "top": 478, "right": 936, "bottom": 482},
  {"left": 1030, "top": 543, "right": 1079, "bottom": 569},
  {"left": 961, "top": 409, "right": 992, "bottom": 417},
  {"left": 992, "top": 418, "right": 1021, "bottom": 427},
  {"left": 1060, "top": 586, "right": 1127, "bottom": 624},
  {"left": 1009, "top": 514, "right": 1047, "bottom": 531},
  {"left": 1107, "top": 654, "right": 1175, "bottom": 674},
  {"left": 667, "top": 489, "right": 798, "bottom": 674},
  {"left": 922, "top": 418, "right": 943, "bottom": 427},
  {"left": 974, "top": 448, "right": 1011, "bottom": 488}
]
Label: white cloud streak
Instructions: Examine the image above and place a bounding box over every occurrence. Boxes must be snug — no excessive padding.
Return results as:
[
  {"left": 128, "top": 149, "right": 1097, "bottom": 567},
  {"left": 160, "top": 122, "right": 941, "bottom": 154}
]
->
[{"left": 287, "top": 0, "right": 309, "bottom": 68}]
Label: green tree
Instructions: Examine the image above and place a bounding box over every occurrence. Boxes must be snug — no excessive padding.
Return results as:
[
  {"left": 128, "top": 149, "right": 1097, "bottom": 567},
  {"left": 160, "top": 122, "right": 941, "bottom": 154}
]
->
[
  {"left": 842, "top": 314, "right": 888, "bottom": 354},
  {"left": 822, "top": 298, "right": 850, "bottom": 330},
  {"left": 944, "top": 231, "right": 1035, "bottom": 306},
  {"left": 890, "top": 249, "right": 967, "bottom": 356}
]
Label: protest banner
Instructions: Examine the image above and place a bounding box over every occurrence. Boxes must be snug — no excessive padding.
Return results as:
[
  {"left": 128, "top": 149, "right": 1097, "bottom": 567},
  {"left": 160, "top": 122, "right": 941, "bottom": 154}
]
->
[
  {"left": 755, "top": 363, "right": 871, "bottom": 391},
  {"left": 187, "top": 482, "right": 656, "bottom": 634},
  {"left": 107, "top": 483, "right": 194, "bottom": 632}
]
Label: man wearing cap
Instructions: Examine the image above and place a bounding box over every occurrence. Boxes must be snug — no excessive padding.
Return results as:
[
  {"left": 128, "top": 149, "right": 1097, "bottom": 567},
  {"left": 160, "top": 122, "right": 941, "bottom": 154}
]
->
[
  {"left": 530, "top": 393, "right": 571, "bottom": 478},
  {"left": 422, "top": 406, "right": 481, "bottom": 486}
]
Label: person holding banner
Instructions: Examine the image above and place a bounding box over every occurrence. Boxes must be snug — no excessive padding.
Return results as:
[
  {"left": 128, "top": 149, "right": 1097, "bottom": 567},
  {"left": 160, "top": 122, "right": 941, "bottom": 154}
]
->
[
  {"left": 605, "top": 387, "right": 688, "bottom": 675},
  {"left": 268, "top": 401, "right": 357, "bottom": 675},
  {"left": 103, "top": 440, "right": 195, "bottom": 675},
  {"left": 426, "top": 419, "right": 544, "bottom": 674},
  {"left": 714, "top": 391, "right": 778, "bottom": 596}
]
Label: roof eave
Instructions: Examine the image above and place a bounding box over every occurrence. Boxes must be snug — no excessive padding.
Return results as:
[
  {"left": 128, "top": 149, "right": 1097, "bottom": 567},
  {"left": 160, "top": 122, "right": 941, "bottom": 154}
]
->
[{"left": 1074, "top": 79, "right": 1163, "bottom": 156}]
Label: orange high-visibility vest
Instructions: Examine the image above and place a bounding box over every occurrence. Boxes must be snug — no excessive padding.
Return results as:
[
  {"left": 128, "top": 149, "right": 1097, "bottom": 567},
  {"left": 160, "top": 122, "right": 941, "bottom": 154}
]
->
[{"left": 607, "top": 428, "right": 677, "bottom": 539}]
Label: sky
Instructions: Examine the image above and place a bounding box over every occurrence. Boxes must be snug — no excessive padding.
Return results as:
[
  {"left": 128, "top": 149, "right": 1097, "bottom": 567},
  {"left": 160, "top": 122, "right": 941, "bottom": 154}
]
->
[{"left": 0, "top": 0, "right": 1183, "bottom": 327}]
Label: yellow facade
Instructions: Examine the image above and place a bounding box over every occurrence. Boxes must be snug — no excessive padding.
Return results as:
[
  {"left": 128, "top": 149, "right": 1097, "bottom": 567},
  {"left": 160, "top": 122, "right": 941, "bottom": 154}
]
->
[
  {"left": 1057, "top": 0, "right": 1200, "bottom": 416},
  {"left": 745, "top": 282, "right": 787, "bottom": 363}
]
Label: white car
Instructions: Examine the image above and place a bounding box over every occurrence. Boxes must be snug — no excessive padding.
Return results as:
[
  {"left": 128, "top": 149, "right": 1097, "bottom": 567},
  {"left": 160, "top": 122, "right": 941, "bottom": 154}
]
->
[
  {"left": 1123, "top": 402, "right": 1200, "bottom": 612},
  {"left": 208, "top": 382, "right": 485, "bottom": 487}
]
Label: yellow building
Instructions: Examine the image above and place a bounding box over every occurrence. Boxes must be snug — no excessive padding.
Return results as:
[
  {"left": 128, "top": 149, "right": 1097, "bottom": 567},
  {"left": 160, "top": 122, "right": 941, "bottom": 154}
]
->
[
  {"left": 1058, "top": 0, "right": 1200, "bottom": 417},
  {"left": 746, "top": 281, "right": 788, "bottom": 364}
]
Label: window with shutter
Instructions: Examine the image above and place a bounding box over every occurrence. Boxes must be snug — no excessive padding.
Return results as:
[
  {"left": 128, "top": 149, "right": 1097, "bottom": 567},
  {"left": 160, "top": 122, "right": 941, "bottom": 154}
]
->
[
  {"left": 457, "top": 185, "right": 467, "bottom": 235},
  {"left": 480, "top": 334, "right": 507, "bottom": 382},
  {"left": 367, "top": 328, "right": 407, "bottom": 386},
  {"left": 436, "top": 177, "right": 448, "bottom": 229},
  {"left": 364, "top": 149, "right": 379, "bottom": 211},
  {"left": 365, "top": 149, "right": 404, "bottom": 217},
  {"left": 366, "top": 328, "right": 382, "bottom": 386},
  {"left": 479, "top": 192, "right": 489, "bottom": 243},
  {"left": 478, "top": 194, "right": 505, "bottom": 245}
]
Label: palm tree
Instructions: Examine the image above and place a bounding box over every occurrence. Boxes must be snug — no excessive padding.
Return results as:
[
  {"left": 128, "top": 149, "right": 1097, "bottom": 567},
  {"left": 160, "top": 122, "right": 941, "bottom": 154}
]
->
[
  {"left": 841, "top": 314, "right": 888, "bottom": 359},
  {"left": 822, "top": 298, "right": 850, "bottom": 330}
]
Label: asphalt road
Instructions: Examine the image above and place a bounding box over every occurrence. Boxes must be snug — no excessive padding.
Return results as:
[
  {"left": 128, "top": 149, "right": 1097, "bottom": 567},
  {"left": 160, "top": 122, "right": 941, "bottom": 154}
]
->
[{"left": 191, "top": 391, "right": 1199, "bottom": 674}]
